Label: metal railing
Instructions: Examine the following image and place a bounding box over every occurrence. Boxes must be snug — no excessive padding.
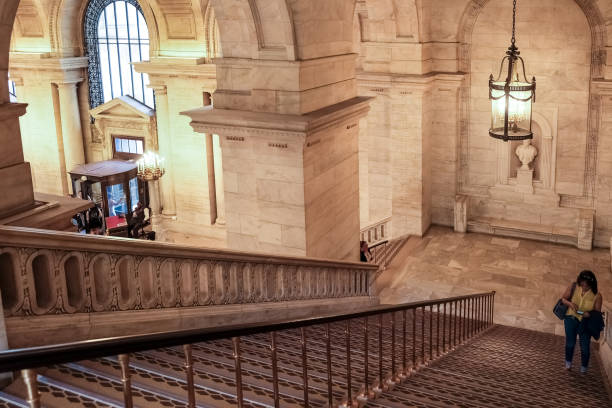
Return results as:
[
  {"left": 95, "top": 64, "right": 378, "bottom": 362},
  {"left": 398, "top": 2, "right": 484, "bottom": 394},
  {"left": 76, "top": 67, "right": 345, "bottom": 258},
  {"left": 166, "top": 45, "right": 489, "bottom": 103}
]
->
[
  {"left": 0, "top": 291, "right": 496, "bottom": 408},
  {"left": 360, "top": 217, "right": 391, "bottom": 247},
  {"left": 368, "top": 239, "right": 389, "bottom": 265}
]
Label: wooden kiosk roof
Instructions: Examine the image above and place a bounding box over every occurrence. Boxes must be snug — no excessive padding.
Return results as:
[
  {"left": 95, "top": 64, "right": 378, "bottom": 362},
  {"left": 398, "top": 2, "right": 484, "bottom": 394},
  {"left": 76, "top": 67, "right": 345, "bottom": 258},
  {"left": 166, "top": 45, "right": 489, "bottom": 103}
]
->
[{"left": 69, "top": 160, "right": 137, "bottom": 182}]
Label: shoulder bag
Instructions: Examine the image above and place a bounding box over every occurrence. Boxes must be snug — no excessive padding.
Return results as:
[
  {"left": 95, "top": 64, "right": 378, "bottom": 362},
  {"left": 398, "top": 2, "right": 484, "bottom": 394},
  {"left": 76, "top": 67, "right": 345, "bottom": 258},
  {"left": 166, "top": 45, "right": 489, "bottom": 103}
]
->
[{"left": 553, "top": 282, "right": 576, "bottom": 320}]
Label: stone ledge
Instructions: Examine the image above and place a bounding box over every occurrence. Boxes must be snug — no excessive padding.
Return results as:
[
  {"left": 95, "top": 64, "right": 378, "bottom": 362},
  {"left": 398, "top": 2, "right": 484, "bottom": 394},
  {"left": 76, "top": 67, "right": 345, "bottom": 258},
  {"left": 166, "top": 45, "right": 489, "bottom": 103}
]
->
[
  {"left": 6, "top": 296, "right": 379, "bottom": 348},
  {"left": 468, "top": 216, "right": 578, "bottom": 247}
]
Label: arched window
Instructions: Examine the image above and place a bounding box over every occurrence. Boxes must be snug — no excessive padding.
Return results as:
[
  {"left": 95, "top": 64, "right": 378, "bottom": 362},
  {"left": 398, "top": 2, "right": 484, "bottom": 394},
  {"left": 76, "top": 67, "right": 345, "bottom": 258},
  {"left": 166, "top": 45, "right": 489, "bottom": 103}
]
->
[{"left": 84, "top": 0, "right": 154, "bottom": 109}]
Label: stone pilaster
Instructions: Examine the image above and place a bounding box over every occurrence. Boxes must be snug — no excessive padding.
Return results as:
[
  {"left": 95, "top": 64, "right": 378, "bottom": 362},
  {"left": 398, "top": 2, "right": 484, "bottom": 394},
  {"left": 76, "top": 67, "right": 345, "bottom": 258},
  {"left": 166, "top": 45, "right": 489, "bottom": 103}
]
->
[
  {"left": 9, "top": 54, "right": 88, "bottom": 195},
  {"left": 212, "top": 134, "right": 226, "bottom": 225},
  {"left": 0, "top": 102, "right": 35, "bottom": 218},
  {"left": 55, "top": 80, "right": 85, "bottom": 193},
  {"left": 454, "top": 194, "right": 468, "bottom": 233},
  {"left": 184, "top": 97, "right": 371, "bottom": 260},
  {"left": 148, "top": 84, "right": 176, "bottom": 217},
  {"left": 134, "top": 58, "right": 225, "bottom": 247}
]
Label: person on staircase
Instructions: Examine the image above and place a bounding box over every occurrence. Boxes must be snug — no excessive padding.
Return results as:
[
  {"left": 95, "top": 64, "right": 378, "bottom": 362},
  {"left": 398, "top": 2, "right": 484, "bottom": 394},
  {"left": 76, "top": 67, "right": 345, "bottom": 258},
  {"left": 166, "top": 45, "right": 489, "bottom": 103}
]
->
[{"left": 560, "top": 270, "right": 603, "bottom": 373}]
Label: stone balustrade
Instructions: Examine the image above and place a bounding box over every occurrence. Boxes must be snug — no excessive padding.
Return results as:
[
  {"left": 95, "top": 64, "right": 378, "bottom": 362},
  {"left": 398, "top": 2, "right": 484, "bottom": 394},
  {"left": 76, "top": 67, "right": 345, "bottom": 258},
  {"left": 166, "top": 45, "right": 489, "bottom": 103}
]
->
[
  {"left": 360, "top": 217, "right": 391, "bottom": 246},
  {"left": 0, "top": 226, "right": 377, "bottom": 318}
]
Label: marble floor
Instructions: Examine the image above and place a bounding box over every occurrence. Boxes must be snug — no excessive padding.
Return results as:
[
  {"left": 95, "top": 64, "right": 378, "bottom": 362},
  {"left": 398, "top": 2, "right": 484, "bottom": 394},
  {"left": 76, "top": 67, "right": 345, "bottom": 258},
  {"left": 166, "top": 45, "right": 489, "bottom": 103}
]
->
[{"left": 378, "top": 226, "right": 612, "bottom": 335}]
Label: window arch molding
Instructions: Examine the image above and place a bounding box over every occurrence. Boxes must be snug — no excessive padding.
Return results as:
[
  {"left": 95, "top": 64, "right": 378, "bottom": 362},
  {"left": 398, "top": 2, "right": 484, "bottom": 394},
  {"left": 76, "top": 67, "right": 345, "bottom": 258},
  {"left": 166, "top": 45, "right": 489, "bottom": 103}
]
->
[{"left": 84, "top": 0, "right": 155, "bottom": 109}]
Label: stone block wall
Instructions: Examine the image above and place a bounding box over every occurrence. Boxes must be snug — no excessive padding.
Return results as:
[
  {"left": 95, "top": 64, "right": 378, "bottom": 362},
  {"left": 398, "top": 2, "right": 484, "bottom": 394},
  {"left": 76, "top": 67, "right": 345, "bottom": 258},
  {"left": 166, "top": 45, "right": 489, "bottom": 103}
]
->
[
  {"left": 304, "top": 119, "right": 360, "bottom": 260},
  {"left": 595, "top": 94, "right": 612, "bottom": 247}
]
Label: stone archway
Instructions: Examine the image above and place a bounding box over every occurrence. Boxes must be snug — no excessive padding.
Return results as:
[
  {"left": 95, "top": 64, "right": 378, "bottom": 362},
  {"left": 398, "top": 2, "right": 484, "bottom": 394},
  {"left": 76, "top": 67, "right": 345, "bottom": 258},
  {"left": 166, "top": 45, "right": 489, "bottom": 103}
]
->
[
  {"left": 48, "top": 0, "right": 161, "bottom": 58},
  {"left": 455, "top": 0, "right": 608, "bottom": 203}
]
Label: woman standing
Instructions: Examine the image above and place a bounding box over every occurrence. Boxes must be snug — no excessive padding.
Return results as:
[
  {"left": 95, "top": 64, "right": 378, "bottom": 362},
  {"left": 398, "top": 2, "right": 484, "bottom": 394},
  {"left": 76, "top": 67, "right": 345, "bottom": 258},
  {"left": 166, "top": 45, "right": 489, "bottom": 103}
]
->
[{"left": 560, "top": 270, "right": 603, "bottom": 373}]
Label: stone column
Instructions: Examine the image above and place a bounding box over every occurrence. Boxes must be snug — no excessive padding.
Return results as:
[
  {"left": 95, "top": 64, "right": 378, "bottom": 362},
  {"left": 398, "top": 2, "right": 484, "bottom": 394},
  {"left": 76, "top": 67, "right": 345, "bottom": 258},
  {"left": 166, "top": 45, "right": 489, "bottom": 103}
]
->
[
  {"left": 151, "top": 85, "right": 176, "bottom": 216},
  {"left": 55, "top": 80, "right": 85, "bottom": 194},
  {"left": 454, "top": 194, "right": 468, "bottom": 233},
  {"left": 204, "top": 133, "right": 217, "bottom": 224},
  {"left": 148, "top": 179, "right": 161, "bottom": 217},
  {"left": 212, "top": 134, "right": 226, "bottom": 225}
]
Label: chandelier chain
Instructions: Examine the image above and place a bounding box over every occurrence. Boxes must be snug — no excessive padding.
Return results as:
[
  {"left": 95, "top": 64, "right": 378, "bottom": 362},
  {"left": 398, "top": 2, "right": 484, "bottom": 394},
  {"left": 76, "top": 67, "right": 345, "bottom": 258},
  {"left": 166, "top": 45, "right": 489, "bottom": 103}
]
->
[{"left": 511, "top": 0, "right": 517, "bottom": 46}]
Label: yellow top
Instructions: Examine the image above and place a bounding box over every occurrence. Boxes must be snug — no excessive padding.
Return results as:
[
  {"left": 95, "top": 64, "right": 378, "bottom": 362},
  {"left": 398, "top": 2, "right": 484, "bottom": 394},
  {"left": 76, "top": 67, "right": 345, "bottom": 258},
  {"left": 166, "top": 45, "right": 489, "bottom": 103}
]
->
[{"left": 566, "top": 288, "right": 599, "bottom": 321}]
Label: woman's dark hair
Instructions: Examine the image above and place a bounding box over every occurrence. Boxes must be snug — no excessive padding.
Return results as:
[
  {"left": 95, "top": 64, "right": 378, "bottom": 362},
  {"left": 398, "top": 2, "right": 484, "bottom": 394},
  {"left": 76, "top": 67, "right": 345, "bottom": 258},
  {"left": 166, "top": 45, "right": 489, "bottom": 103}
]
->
[{"left": 576, "top": 270, "right": 598, "bottom": 294}]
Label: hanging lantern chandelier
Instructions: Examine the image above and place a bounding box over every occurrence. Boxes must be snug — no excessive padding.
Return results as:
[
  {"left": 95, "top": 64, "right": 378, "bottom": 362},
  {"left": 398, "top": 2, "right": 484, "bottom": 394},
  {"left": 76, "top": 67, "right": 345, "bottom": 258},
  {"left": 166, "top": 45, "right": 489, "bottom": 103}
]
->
[{"left": 489, "top": 0, "right": 535, "bottom": 142}]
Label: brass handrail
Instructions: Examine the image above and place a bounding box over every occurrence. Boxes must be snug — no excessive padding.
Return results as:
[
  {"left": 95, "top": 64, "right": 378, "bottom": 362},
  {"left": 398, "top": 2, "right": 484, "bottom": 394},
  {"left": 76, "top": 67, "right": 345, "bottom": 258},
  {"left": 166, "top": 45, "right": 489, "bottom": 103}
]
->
[{"left": 1, "top": 291, "right": 496, "bottom": 408}]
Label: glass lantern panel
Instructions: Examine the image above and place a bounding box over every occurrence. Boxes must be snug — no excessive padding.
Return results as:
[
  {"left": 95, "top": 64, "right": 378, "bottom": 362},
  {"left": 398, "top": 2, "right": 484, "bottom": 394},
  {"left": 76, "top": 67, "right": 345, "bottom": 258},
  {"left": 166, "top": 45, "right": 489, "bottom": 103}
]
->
[
  {"left": 106, "top": 183, "right": 127, "bottom": 216},
  {"left": 129, "top": 177, "right": 140, "bottom": 210},
  {"left": 490, "top": 82, "right": 533, "bottom": 139}
]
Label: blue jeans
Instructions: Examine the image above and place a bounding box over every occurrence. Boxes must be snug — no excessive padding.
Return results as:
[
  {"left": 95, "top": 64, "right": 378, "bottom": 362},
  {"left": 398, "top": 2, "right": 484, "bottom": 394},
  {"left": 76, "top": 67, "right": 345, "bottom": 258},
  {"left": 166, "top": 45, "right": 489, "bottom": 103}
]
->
[{"left": 564, "top": 316, "right": 591, "bottom": 368}]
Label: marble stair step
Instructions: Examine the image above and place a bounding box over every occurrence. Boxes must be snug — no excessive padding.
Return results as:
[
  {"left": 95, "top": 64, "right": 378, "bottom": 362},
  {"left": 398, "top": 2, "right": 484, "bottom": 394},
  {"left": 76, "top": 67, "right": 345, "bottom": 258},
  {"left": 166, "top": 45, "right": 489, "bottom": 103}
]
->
[
  {"left": 0, "top": 391, "right": 29, "bottom": 408},
  {"left": 42, "top": 363, "right": 200, "bottom": 408},
  {"left": 189, "top": 341, "right": 363, "bottom": 404},
  {"left": 415, "top": 367, "right": 573, "bottom": 408},
  {"left": 201, "top": 337, "right": 390, "bottom": 392},
  {"left": 2, "top": 374, "right": 118, "bottom": 408},
  {"left": 127, "top": 350, "right": 328, "bottom": 408},
  {"left": 147, "top": 347, "right": 342, "bottom": 403}
]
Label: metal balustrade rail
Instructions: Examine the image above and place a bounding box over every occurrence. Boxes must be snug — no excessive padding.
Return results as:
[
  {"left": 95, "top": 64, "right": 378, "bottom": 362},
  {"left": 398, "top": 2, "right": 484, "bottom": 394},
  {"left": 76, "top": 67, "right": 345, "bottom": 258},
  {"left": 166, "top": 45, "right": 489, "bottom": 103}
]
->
[
  {"left": 0, "top": 226, "right": 377, "bottom": 317},
  {"left": 0, "top": 291, "right": 495, "bottom": 408}
]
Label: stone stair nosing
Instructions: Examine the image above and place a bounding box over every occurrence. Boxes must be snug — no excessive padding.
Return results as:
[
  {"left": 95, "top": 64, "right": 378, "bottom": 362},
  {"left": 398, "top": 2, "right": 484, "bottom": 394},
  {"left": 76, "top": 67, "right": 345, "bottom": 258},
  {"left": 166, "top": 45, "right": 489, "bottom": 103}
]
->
[{"left": 0, "top": 391, "right": 28, "bottom": 408}]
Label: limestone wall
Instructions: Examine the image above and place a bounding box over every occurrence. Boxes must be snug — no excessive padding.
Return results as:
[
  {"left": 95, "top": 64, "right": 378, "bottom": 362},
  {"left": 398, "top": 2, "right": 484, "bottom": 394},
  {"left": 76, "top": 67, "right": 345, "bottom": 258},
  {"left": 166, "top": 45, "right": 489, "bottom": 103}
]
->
[{"left": 304, "top": 116, "right": 360, "bottom": 260}]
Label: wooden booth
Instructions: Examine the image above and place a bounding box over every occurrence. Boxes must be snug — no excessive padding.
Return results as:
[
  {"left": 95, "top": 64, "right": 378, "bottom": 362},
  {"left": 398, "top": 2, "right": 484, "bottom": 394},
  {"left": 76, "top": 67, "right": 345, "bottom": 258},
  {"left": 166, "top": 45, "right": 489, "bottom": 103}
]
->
[{"left": 69, "top": 160, "right": 148, "bottom": 234}]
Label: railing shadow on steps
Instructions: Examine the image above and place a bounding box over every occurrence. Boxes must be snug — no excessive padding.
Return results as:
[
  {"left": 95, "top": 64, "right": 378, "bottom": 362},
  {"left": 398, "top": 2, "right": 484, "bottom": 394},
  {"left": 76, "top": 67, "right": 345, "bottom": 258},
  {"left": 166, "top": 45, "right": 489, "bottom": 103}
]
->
[{"left": 0, "top": 291, "right": 496, "bottom": 408}]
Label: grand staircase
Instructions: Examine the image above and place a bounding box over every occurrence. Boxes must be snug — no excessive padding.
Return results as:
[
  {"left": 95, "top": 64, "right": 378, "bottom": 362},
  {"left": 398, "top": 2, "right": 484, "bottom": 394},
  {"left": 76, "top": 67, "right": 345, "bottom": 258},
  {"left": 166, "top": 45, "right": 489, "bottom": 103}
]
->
[{"left": 1, "top": 314, "right": 610, "bottom": 407}]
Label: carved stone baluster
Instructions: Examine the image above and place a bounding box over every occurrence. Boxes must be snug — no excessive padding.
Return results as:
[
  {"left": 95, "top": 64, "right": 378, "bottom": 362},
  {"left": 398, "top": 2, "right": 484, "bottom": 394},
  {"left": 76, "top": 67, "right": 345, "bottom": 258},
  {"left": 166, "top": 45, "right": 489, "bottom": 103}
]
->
[
  {"left": 109, "top": 254, "right": 120, "bottom": 311},
  {"left": 154, "top": 257, "right": 163, "bottom": 308},
  {"left": 241, "top": 263, "right": 253, "bottom": 303}
]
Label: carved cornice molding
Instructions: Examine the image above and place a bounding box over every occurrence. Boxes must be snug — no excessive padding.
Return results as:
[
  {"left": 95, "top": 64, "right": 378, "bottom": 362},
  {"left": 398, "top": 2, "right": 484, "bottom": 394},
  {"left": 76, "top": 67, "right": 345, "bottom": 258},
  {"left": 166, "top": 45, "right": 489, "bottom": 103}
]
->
[
  {"left": 9, "top": 54, "right": 89, "bottom": 71},
  {"left": 133, "top": 59, "right": 217, "bottom": 80},
  {"left": 0, "top": 102, "right": 28, "bottom": 121},
  {"left": 183, "top": 96, "right": 372, "bottom": 141},
  {"left": 357, "top": 71, "right": 464, "bottom": 93}
]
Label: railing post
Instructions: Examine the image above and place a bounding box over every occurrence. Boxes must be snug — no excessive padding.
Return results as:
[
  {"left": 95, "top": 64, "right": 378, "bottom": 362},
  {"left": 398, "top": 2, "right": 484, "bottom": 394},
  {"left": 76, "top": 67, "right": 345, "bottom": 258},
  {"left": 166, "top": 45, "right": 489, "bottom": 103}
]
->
[
  {"left": 270, "top": 332, "right": 280, "bottom": 408},
  {"left": 22, "top": 369, "right": 40, "bottom": 408},
  {"left": 429, "top": 304, "right": 433, "bottom": 362},
  {"left": 376, "top": 314, "right": 384, "bottom": 392},
  {"left": 325, "top": 323, "right": 334, "bottom": 406},
  {"left": 442, "top": 302, "right": 447, "bottom": 353},
  {"left": 183, "top": 345, "right": 196, "bottom": 408},
  {"left": 491, "top": 291, "right": 495, "bottom": 325},
  {"left": 361, "top": 316, "right": 371, "bottom": 400},
  {"left": 436, "top": 303, "right": 440, "bottom": 357},
  {"left": 344, "top": 320, "right": 353, "bottom": 407},
  {"left": 391, "top": 312, "right": 398, "bottom": 383},
  {"left": 402, "top": 309, "right": 407, "bottom": 378},
  {"left": 462, "top": 299, "right": 466, "bottom": 342},
  {"left": 118, "top": 354, "right": 133, "bottom": 408},
  {"left": 469, "top": 297, "right": 473, "bottom": 338},
  {"left": 300, "top": 328, "right": 309, "bottom": 407},
  {"left": 481, "top": 295, "right": 485, "bottom": 329},
  {"left": 232, "top": 337, "right": 244, "bottom": 408},
  {"left": 421, "top": 306, "right": 425, "bottom": 365},
  {"left": 453, "top": 301, "right": 457, "bottom": 347},
  {"left": 412, "top": 307, "right": 416, "bottom": 371}
]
